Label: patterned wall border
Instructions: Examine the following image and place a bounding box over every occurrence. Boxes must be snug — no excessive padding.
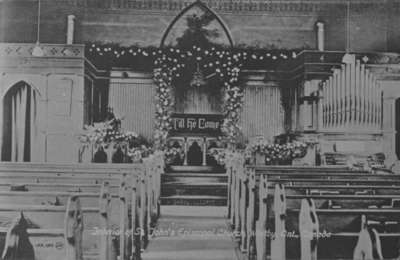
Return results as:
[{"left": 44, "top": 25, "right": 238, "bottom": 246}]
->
[
  {"left": 0, "top": 43, "right": 85, "bottom": 58},
  {"left": 33, "top": 0, "right": 395, "bottom": 13}
]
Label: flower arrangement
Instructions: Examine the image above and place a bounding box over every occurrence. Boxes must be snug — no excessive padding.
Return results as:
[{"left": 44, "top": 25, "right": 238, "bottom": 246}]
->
[
  {"left": 79, "top": 114, "right": 152, "bottom": 162},
  {"left": 164, "top": 147, "right": 184, "bottom": 165},
  {"left": 127, "top": 145, "right": 153, "bottom": 163},
  {"left": 246, "top": 139, "right": 308, "bottom": 165},
  {"left": 80, "top": 118, "right": 141, "bottom": 146},
  {"left": 208, "top": 148, "right": 226, "bottom": 166}
]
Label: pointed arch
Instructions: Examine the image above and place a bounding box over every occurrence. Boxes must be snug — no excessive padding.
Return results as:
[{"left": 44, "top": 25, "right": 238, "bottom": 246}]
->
[
  {"left": 1, "top": 80, "right": 42, "bottom": 101},
  {"left": 1, "top": 81, "right": 38, "bottom": 162},
  {"left": 160, "top": 0, "right": 234, "bottom": 48}
]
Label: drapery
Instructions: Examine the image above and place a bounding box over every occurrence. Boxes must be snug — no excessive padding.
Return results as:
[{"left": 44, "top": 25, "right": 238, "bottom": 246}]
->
[{"left": 1, "top": 83, "right": 37, "bottom": 162}]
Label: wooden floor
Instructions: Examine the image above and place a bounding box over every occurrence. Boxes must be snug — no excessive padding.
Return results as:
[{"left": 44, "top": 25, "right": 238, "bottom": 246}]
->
[{"left": 142, "top": 206, "right": 242, "bottom": 260}]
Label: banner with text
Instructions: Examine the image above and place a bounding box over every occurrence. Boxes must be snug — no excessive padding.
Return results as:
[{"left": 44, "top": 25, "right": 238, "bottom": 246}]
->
[{"left": 170, "top": 113, "right": 223, "bottom": 136}]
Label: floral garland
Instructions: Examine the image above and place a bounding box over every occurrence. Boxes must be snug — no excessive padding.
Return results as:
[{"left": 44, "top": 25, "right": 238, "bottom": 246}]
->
[
  {"left": 153, "top": 46, "right": 244, "bottom": 148},
  {"left": 86, "top": 43, "right": 299, "bottom": 70},
  {"left": 85, "top": 43, "right": 300, "bottom": 149},
  {"left": 245, "top": 139, "right": 308, "bottom": 164},
  {"left": 153, "top": 65, "right": 175, "bottom": 150}
]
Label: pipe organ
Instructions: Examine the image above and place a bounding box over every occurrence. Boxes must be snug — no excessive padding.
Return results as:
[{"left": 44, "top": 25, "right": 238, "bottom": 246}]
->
[{"left": 321, "top": 59, "right": 382, "bottom": 133}]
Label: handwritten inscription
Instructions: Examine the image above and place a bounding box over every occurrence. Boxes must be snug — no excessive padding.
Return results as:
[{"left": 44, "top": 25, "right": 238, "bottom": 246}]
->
[
  {"left": 35, "top": 241, "right": 64, "bottom": 250},
  {"left": 171, "top": 114, "right": 222, "bottom": 135}
]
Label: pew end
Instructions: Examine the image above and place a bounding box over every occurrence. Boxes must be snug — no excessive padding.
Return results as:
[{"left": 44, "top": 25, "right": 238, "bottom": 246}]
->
[
  {"left": 64, "top": 195, "right": 83, "bottom": 260},
  {"left": 299, "top": 198, "right": 319, "bottom": 260},
  {"left": 270, "top": 183, "right": 286, "bottom": 260}
]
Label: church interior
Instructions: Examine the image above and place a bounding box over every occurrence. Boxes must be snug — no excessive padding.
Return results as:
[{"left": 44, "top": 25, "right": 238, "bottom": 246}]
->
[{"left": 1, "top": 0, "right": 400, "bottom": 259}]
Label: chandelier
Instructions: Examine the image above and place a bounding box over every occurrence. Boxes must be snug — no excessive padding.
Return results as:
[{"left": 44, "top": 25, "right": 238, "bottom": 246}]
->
[{"left": 190, "top": 63, "right": 206, "bottom": 87}]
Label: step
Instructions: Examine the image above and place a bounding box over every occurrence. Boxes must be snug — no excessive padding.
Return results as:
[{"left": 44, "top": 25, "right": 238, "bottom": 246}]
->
[
  {"left": 162, "top": 173, "right": 227, "bottom": 183},
  {"left": 163, "top": 172, "right": 227, "bottom": 177},
  {"left": 168, "top": 165, "right": 225, "bottom": 173},
  {"left": 161, "top": 195, "right": 227, "bottom": 206},
  {"left": 162, "top": 183, "right": 227, "bottom": 197}
]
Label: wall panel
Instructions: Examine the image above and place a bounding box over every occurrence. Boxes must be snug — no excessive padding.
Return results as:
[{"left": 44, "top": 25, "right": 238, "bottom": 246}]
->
[
  {"left": 240, "top": 84, "right": 284, "bottom": 142},
  {"left": 108, "top": 77, "right": 155, "bottom": 141}
]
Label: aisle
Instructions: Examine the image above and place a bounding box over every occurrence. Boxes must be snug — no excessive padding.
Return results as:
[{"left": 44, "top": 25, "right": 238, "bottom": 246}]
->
[{"left": 141, "top": 206, "right": 242, "bottom": 260}]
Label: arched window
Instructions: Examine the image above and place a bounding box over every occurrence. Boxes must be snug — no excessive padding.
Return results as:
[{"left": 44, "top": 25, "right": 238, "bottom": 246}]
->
[
  {"left": 160, "top": 0, "right": 233, "bottom": 48},
  {"left": 1, "top": 81, "right": 37, "bottom": 162}
]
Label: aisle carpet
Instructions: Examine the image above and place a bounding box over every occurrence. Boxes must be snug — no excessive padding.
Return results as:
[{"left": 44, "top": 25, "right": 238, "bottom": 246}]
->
[{"left": 141, "top": 206, "right": 242, "bottom": 260}]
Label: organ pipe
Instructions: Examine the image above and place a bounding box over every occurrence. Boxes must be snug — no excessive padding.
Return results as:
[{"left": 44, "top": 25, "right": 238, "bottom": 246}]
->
[{"left": 321, "top": 58, "right": 382, "bottom": 133}]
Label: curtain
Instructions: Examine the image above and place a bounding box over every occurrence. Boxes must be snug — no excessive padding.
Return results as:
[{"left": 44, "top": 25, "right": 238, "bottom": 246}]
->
[{"left": 1, "top": 83, "right": 37, "bottom": 162}]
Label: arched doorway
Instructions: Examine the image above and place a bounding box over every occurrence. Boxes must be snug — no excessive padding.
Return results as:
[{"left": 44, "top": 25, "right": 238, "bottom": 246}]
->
[{"left": 1, "top": 81, "right": 37, "bottom": 162}]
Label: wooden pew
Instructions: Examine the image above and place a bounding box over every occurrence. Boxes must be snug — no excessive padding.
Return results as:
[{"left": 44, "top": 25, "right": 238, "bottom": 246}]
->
[
  {"left": 257, "top": 184, "right": 400, "bottom": 260},
  {"left": 0, "top": 176, "right": 140, "bottom": 258},
  {"left": 283, "top": 193, "right": 400, "bottom": 259},
  {"left": 0, "top": 152, "right": 164, "bottom": 215},
  {"left": 0, "top": 154, "right": 164, "bottom": 259},
  {"left": 0, "top": 193, "right": 116, "bottom": 260},
  {"left": 225, "top": 155, "right": 400, "bottom": 259},
  {"left": 0, "top": 181, "right": 129, "bottom": 259},
  {"left": 294, "top": 205, "right": 398, "bottom": 259},
  {"left": 0, "top": 179, "right": 140, "bottom": 258},
  {"left": 0, "top": 153, "right": 164, "bottom": 255},
  {"left": 0, "top": 196, "right": 83, "bottom": 260}
]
